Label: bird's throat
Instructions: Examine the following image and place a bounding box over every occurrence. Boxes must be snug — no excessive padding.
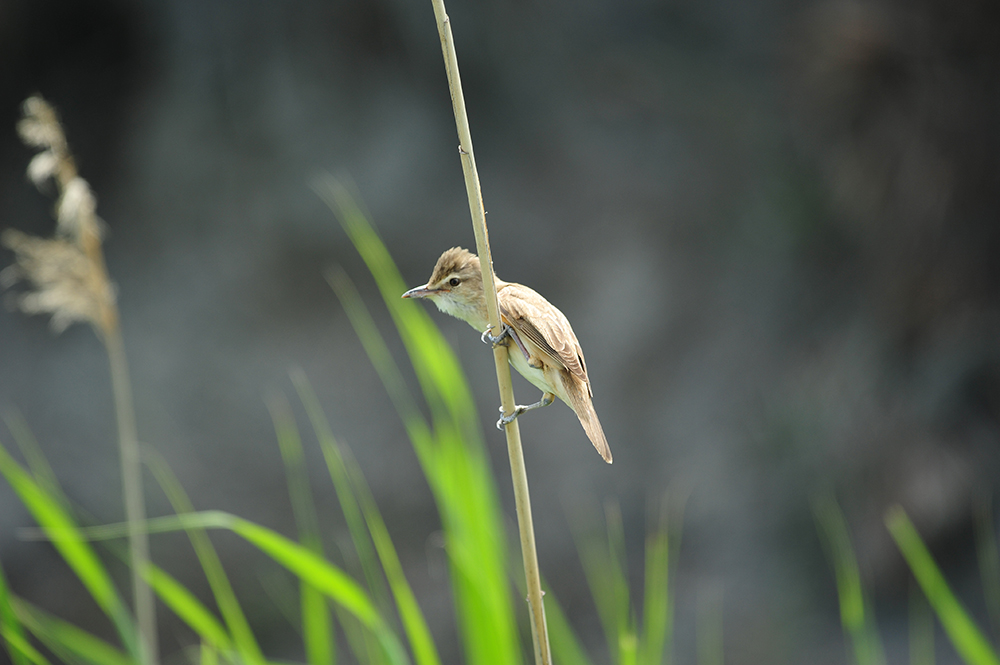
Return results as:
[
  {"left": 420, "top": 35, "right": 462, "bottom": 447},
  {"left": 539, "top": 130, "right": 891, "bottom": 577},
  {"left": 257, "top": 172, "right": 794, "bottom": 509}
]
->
[{"left": 433, "top": 294, "right": 489, "bottom": 331}]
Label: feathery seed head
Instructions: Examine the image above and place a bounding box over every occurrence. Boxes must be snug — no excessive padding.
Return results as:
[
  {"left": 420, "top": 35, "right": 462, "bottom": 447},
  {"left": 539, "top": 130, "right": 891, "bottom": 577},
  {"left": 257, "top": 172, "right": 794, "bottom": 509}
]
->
[
  {"left": 1, "top": 230, "right": 113, "bottom": 333},
  {"left": 56, "top": 177, "right": 100, "bottom": 240},
  {"left": 27, "top": 151, "right": 59, "bottom": 187},
  {"left": 3, "top": 95, "right": 116, "bottom": 336},
  {"left": 17, "top": 96, "right": 66, "bottom": 151}
]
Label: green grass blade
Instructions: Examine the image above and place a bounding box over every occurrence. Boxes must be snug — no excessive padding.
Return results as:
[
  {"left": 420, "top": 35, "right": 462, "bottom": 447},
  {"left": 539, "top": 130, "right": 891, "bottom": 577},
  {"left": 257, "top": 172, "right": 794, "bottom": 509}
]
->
[
  {"left": 593, "top": 501, "right": 636, "bottom": 665},
  {"left": 146, "top": 452, "right": 267, "bottom": 665},
  {"left": 296, "top": 364, "right": 438, "bottom": 665},
  {"left": 229, "top": 518, "right": 378, "bottom": 628},
  {"left": 886, "top": 507, "right": 1000, "bottom": 665},
  {"left": 576, "top": 524, "right": 618, "bottom": 662},
  {"left": 200, "top": 642, "right": 219, "bottom": 665},
  {"left": 333, "top": 607, "right": 385, "bottom": 665},
  {"left": 290, "top": 369, "right": 393, "bottom": 618},
  {"left": 269, "top": 393, "right": 324, "bottom": 555},
  {"left": 323, "top": 268, "right": 433, "bottom": 463},
  {"left": 287, "top": 373, "right": 387, "bottom": 665},
  {"left": 144, "top": 564, "right": 232, "bottom": 651},
  {"left": 0, "top": 625, "right": 51, "bottom": 665},
  {"left": 302, "top": 586, "right": 335, "bottom": 665},
  {"left": 575, "top": 498, "right": 678, "bottom": 665},
  {"left": 576, "top": 510, "right": 633, "bottom": 665},
  {"left": 325, "top": 267, "right": 493, "bottom": 659},
  {"left": 814, "top": 495, "right": 885, "bottom": 665},
  {"left": 336, "top": 440, "right": 443, "bottom": 665},
  {"left": 910, "top": 584, "right": 935, "bottom": 665},
  {"left": 316, "top": 182, "right": 519, "bottom": 665},
  {"left": 541, "top": 591, "right": 595, "bottom": 665},
  {"left": 606, "top": 502, "right": 637, "bottom": 665},
  {"left": 15, "top": 597, "right": 135, "bottom": 665},
  {"left": 63, "top": 506, "right": 408, "bottom": 665},
  {"left": 227, "top": 517, "right": 409, "bottom": 665},
  {"left": 3, "top": 416, "right": 141, "bottom": 579},
  {"left": 315, "top": 176, "right": 479, "bottom": 438},
  {"left": 267, "top": 393, "right": 335, "bottom": 665},
  {"left": 0, "top": 561, "right": 31, "bottom": 665},
  {"left": 640, "top": 503, "right": 672, "bottom": 665},
  {"left": 44, "top": 510, "right": 383, "bottom": 631},
  {"left": 0, "top": 440, "right": 138, "bottom": 660},
  {"left": 3, "top": 411, "right": 68, "bottom": 513}
]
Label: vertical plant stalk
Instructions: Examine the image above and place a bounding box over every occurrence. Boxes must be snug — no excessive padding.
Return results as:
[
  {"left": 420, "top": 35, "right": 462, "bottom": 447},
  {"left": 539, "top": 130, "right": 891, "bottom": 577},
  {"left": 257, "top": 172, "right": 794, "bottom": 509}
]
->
[
  {"left": 427, "top": 4, "right": 552, "bottom": 664},
  {"left": 4, "top": 97, "right": 157, "bottom": 665},
  {"left": 104, "top": 324, "right": 156, "bottom": 665},
  {"left": 70, "top": 151, "right": 156, "bottom": 665}
]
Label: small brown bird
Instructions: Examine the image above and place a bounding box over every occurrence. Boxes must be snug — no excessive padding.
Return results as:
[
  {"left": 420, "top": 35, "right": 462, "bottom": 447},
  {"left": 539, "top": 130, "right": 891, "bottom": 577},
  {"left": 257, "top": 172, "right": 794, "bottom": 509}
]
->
[{"left": 402, "top": 247, "right": 612, "bottom": 463}]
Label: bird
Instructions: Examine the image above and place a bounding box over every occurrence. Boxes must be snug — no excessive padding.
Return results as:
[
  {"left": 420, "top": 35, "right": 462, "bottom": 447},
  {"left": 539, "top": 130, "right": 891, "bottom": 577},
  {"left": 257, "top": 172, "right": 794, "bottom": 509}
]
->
[{"left": 402, "top": 247, "right": 612, "bottom": 464}]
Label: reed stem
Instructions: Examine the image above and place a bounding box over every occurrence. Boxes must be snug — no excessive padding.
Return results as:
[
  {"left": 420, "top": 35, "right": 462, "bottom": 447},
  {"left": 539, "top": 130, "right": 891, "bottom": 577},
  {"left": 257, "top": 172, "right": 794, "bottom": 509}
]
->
[
  {"left": 427, "top": 3, "right": 551, "bottom": 663},
  {"left": 9, "top": 95, "right": 158, "bottom": 665},
  {"left": 104, "top": 324, "right": 157, "bottom": 665}
]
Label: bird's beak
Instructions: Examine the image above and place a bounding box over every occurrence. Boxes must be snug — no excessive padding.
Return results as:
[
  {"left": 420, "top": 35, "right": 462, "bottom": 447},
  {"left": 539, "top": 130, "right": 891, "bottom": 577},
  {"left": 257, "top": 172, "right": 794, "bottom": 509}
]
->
[{"left": 401, "top": 284, "right": 435, "bottom": 299}]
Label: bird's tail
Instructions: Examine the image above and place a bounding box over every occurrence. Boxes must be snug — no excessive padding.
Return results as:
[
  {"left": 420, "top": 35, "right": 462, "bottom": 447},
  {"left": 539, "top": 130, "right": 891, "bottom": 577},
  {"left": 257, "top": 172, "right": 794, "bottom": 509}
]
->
[{"left": 562, "top": 373, "right": 612, "bottom": 464}]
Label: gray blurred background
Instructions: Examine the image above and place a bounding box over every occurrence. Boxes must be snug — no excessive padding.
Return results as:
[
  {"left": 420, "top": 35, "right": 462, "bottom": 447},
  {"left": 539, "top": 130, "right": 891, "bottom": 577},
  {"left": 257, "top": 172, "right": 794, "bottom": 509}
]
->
[{"left": 1, "top": 0, "right": 999, "bottom": 662}]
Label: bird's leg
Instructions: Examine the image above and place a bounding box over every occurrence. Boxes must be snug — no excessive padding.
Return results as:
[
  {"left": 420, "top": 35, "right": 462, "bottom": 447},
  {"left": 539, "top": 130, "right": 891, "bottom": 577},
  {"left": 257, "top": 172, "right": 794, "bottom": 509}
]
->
[
  {"left": 509, "top": 329, "right": 532, "bottom": 361},
  {"left": 481, "top": 323, "right": 512, "bottom": 347},
  {"left": 484, "top": 323, "right": 533, "bottom": 362},
  {"left": 497, "top": 392, "right": 555, "bottom": 429},
  {"left": 484, "top": 323, "right": 534, "bottom": 363}
]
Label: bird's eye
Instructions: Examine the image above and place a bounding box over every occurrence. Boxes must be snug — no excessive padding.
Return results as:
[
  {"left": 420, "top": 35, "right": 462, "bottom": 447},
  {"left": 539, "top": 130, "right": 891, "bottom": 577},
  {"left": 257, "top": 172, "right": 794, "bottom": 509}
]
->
[{"left": 449, "top": 277, "right": 460, "bottom": 287}]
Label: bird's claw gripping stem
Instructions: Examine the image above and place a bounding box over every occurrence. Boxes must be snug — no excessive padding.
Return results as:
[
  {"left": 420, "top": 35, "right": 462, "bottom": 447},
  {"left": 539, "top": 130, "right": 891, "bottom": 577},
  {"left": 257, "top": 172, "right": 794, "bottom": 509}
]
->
[
  {"left": 495, "top": 393, "right": 555, "bottom": 430},
  {"left": 497, "top": 405, "right": 525, "bottom": 429},
  {"left": 481, "top": 324, "right": 512, "bottom": 347}
]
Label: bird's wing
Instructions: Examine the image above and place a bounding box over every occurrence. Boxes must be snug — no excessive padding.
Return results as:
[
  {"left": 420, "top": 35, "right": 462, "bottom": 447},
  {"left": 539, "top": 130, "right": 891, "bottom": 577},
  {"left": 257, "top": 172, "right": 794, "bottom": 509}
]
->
[{"left": 498, "top": 283, "right": 590, "bottom": 387}]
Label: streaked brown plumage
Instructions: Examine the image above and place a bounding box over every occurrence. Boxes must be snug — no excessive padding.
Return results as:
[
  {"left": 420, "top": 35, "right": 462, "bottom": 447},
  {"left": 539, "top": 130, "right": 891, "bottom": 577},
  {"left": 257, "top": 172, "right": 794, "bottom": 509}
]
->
[{"left": 402, "top": 247, "right": 612, "bottom": 464}]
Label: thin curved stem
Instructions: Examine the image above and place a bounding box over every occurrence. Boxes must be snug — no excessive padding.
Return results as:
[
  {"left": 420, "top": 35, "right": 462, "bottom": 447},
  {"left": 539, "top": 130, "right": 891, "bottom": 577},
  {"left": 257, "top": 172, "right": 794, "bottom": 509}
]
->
[{"left": 427, "top": 3, "right": 551, "bottom": 664}]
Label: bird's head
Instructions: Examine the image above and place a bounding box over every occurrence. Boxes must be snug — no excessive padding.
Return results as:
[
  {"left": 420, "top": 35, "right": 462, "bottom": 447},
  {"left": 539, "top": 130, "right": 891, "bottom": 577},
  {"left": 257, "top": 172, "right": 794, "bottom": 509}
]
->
[{"left": 402, "top": 247, "right": 488, "bottom": 328}]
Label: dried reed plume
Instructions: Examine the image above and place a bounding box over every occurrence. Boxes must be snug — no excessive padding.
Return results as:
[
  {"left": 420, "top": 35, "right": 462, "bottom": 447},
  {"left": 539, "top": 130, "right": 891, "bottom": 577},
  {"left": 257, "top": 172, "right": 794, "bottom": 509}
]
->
[
  {"left": 3, "top": 97, "right": 116, "bottom": 335},
  {"left": 2, "top": 95, "right": 158, "bottom": 665}
]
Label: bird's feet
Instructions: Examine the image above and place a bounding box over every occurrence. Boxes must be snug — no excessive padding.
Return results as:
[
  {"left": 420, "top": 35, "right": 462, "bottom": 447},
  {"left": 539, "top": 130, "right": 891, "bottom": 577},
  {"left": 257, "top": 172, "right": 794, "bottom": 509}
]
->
[
  {"left": 481, "top": 324, "right": 512, "bottom": 347},
  {"left": 495, "top": 393, "right": 555, "bottom": 429},
  {"left": 496, "top": 405, "right": 525, "bottom": 429}
]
